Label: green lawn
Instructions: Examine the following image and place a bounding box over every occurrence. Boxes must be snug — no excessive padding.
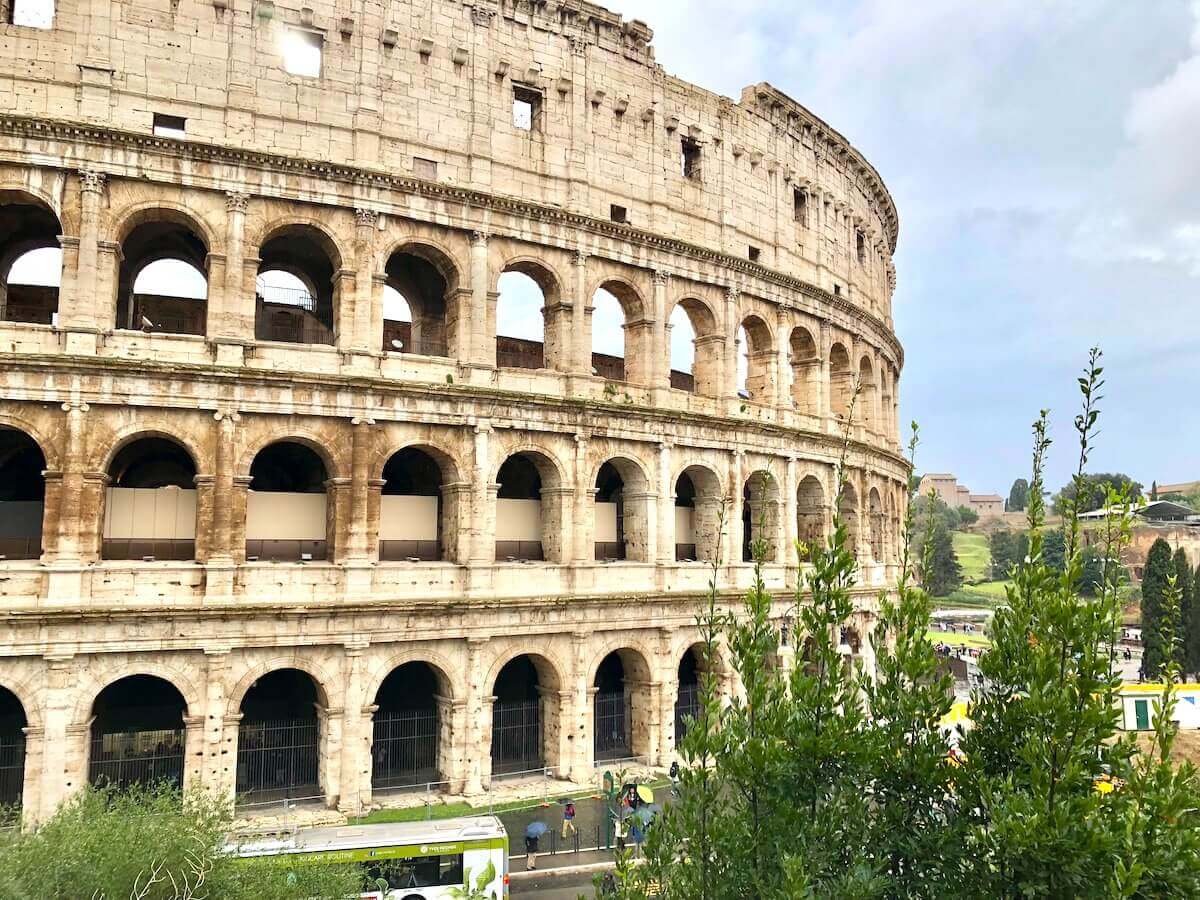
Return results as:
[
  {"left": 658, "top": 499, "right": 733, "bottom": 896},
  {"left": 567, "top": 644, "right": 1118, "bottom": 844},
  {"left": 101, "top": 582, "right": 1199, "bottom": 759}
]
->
[
  {"left": 927, "top": 629, "right": 991, "bottom": 649},
  {"left": 953, "top": 531, "right": 991, "bottom": 582}
]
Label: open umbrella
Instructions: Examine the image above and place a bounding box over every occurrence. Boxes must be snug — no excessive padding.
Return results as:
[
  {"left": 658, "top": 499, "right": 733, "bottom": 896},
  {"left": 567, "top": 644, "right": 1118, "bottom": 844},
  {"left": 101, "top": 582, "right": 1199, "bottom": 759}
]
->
[
  {"left": 524, "top": 821, "right": 549, "bottom": 839},
  {"left": 633, "top": 806, "right": 656, "bottom": 825},
  {"left": 636, "top": 784, "right": 654, "bottom": 804}
]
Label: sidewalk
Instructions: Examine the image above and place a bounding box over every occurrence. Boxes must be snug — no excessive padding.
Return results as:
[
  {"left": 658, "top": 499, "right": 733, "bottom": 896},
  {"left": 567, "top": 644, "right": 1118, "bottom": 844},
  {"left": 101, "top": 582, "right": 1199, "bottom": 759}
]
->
[{"left": 508, "top": 848, "right": 616, "bottom": 882}]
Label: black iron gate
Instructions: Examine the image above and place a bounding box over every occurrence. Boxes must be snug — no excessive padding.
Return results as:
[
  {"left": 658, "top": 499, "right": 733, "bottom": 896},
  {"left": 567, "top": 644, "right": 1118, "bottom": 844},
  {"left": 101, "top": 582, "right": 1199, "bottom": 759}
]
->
[
  {"left": 372, "top": 709, "right": 439, "bottom": 790},
  {"left": 236, "top": 719, "right": 320, "bottom": 804},
  {"left": 594, "top": 691, "right": 630, "bottom": 761},
  {"left": 88, "top": 728, "right": 184, "bottom": 790},
  {"left": 0, "top": 733, "right": 25, "bottom": 808},
  {"left": 491, "top": 699, "right": 542, "bottom": 776},
  {"left": 675, "top": 683, "right": 702, "bottom": 743}
]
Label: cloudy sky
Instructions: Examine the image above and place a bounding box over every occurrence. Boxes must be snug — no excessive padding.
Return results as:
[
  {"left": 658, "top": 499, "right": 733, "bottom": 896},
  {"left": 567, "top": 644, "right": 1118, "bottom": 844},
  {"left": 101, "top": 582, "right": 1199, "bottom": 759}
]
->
[{"left": 599, "top": 0, "right": 1200, "bottom": 498}]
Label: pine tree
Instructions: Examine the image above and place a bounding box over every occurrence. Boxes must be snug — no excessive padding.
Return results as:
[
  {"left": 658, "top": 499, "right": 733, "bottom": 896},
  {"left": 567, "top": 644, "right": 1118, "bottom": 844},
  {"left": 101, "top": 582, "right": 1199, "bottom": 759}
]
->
[
  {"left": 1007, "top": 477, "right": 1029, "bottom": 512},
  {"left": 1140, "top": 538, "right": 1174, "bottom": 680},
  {"left": 1173, "top": 548, "right": 1192, "bottom": 673},
  {"left": 922, "top": 520, "right": 962, "bottom": 597},
  {"left": 1191, "top": 562, "right": 1200, "bottom": 678}
]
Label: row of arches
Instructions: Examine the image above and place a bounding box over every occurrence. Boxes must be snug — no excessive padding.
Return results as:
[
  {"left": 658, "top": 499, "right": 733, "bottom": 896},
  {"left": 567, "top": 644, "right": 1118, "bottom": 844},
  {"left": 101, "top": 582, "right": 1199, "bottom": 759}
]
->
[
  {"left": 0, "top": 424, "right": 896, "bottom": 566},
  {"left": 0, "top": 647, "right": 712, "bottom": 810},
  {"left": 0, "top": 191, "right": 898, "bottom": 422}
]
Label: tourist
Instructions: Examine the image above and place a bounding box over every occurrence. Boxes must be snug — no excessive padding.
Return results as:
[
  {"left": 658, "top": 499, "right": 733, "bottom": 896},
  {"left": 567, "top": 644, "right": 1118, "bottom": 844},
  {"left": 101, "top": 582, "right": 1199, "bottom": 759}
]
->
[{"left": 561, "top": 800, "right": 577, "bottom": 839}]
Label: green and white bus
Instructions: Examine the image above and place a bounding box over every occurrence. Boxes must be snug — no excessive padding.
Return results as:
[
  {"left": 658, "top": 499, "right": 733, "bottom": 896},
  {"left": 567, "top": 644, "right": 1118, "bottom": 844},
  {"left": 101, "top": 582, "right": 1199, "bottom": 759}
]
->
[{"left": 231, "top": 815, "right": 509, "bottom": 899}]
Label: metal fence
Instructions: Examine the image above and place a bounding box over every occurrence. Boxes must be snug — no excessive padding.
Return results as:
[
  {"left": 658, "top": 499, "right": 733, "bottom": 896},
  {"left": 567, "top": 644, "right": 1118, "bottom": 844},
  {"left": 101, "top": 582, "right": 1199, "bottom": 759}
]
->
[
  {"left": 675, "top": 683, "right": 702, "bottom": 742},
  {"left": 236, "top": 719, "right": 320, "bottom": 804},
  {"left": 594, "top": 692, "right": 630, "bottom": 761},
  {"left": 87, "top": 728, "right": 184, "bottom": 790},
  {"left": 0, "top": 734, "right": 25, "bottom": 807},
  {"left": 491, "top": 699, "right": 542, "bottom": 776},
  {"left": 372, "top": 709, "right": 439, "bottom": 790}
]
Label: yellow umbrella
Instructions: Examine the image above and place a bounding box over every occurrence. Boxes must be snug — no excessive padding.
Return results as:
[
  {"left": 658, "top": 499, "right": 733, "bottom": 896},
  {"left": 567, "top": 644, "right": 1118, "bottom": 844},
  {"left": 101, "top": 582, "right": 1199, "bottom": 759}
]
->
[{"left": 636, "top": 784, "right": 654, "bottom": 804}]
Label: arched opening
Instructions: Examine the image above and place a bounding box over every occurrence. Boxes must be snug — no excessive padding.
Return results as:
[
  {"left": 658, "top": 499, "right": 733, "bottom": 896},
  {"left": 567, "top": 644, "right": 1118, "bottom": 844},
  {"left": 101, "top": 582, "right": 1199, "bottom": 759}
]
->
[
  {"left": 737, "top": 315, "right": 774, "bottom": 404},
  {"left": 668, "top": 299, "right": 720, "bottom": 396},
  {"left": 495, "top": 451, "right": 562, "bottom": 562},
  {"left": 858, "top": 357, "right": 876, "bottom": 433},
  {"left": 593, "top": 649, "right": 652, "bottom": 764},
  {"left": 789, "top": 327, "right": 820, "bottom": 415},
  {"left": 0, "top": 427, "right": 45, "bottom": 560},
  {"left": 674, "top": 465, "right": 722, "bottom": 562},
  {"left": 0, "top": 191, "right": 61, "bottom": 325},
  {"left": 839, "top": 482, "right": 860, "bottom": 561},
  {"left": 869, "top": 488, "right": 884, "bottom": 562},
  {"left": 115, "top": 216, "right": 208, "bottom": 336},
  {"left": 246, "top": 441, "right": 330, "bottom": 562},
  {"left": 255, "top": 225, "right": 339, "bottom": 345},
  {"left": 591, "top": 287, "right": 626, "bottom": 381},
  {"left": 674, "top": 646, "right": 706, "bottom": 745},
  {"left": 88, "top": 675, "right": 186, "bottom": 791},
  {"left": 380, "top": 447, "right": 451, "bottom": 562},
  {"left": 496, "top": 269, "right": 546, "bottom": 370},
  {"left": 594, "top": 461, "right": 625, "bottom": 561},
  {"left": 382, "top": 248, "right": 452, "bottom": 357},
  {"left": 0, "top": 686, "right": 27, "bottom": 810},
  {"left": 372, "top": 662, "right": 444, "bottom": 790},
  {"left": 491, "top": 655, "right": 560, "bottom": 778},
  {"left": 797, "top": 475, "right": 826, "bottom": 554},
  {"left": 839, "top": 626, "right": 864, "bottom": 675},
  {"left": 237, "top": 668, "right": 322, "bottom": 804},
  {"left": 103, "top": 437, "right": 197, "bottom": 561},
  {"left": 742, "top": 471, "right": 779, "bottom": 563},
  {"left": 829, "top": 343, "right": 853, "bottom": 424},
  {"left": 880, "top": 367, "right": 894, "bottom": 442}
]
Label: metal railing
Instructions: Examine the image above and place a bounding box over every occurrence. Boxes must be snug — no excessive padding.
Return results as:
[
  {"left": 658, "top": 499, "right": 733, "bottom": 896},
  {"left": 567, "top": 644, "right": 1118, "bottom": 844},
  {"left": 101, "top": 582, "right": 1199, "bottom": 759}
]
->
[
  {"left": 594, "top": 542, "right": 627, "bottom": 561},
  {"left": 0, "top": 734, "right": 25, "bottom": 808},
  {"left": 494, "top": 541, "right": 544, "bottom": 562},
  {"left": 371, "top": 709, "right": 439, "bottom": 790},
  {"left": 491, "top": 699, "right": 543, "bottom": 776},
  {"left": 102, "top": 539, "right": 195, "bottom": 562},
  {"left": 0, "top": 538, "right": 40, "bottom": 561},
  {"left": 244, "top": 540, "right": 328, "bottom": 562},
  {"left": 88, "top": 728, "right": 184, "bottom": 790},
  {"left": 675, "top": 683, "right": 702, "bottom": 742},
  {"left": 379, "top": 540, "right": 442, "bottom": 562},
  {"left": 594, "top": 692, "right": 631, "bottom": 762},
  {"left": 236, "top": 718, "right": 320, "bottom": 805}
]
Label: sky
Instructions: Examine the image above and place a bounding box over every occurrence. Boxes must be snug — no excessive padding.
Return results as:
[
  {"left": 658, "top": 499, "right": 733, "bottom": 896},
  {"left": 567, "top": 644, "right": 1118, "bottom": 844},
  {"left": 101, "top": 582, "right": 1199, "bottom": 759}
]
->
[{"left": 600, "top": 0, "right": 1200, "bottom": 498}]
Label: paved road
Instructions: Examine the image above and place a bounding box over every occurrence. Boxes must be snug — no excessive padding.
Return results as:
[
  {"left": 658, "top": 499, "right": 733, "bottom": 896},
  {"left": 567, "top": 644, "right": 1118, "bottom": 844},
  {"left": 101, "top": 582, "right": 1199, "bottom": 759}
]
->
[{"left": 512, "top": 869, "right": 602, "bottom": 898}]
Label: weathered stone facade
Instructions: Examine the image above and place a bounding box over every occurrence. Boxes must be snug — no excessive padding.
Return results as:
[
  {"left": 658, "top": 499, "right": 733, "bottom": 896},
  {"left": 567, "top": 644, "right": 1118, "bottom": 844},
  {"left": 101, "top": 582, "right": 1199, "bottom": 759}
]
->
[{"left": 0, "top": 0, "right": 906, "bottom": 821}]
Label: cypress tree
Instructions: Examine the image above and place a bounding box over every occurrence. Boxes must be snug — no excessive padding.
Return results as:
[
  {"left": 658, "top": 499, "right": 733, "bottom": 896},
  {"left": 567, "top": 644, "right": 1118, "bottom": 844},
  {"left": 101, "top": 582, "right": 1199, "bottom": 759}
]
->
[
  {"left": 1140, "top": 538, "right": 1174, "bottom": 680},
  {"left": 1190, "top": 562, "right": 1200, "bottom": 679},
  {"left": 923, "top": 521, "right": 962, "bottom": 597},
  {"left": 1173, "top": 548, "right": 1193, "bottom": 673}
]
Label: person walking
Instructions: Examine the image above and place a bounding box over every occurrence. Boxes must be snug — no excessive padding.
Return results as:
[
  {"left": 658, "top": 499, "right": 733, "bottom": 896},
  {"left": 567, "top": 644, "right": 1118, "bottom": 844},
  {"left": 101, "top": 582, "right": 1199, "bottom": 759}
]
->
[
  {"left": 524, "top": 833, "right": 539, "bottom": 870},
  {"left": 561, "top": 800, "right": 577, "bottom": 840}
]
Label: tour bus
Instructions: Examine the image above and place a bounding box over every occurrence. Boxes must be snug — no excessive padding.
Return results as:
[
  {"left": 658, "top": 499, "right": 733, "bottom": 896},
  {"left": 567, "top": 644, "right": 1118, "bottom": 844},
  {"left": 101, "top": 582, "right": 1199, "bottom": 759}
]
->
[{"left": 230, "top": 815, "right": 509, "bottom": 899}]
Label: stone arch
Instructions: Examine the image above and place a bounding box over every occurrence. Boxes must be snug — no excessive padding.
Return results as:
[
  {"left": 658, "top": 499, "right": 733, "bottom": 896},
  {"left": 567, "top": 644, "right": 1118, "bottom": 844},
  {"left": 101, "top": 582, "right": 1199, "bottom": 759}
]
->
[
  {"left": 493, "top": 447, "right": 568, "bottom": 563},
  {"left": 380, "top": 239, "right": 463, "bottom": 358},
  {"left": 379, "top": 443, "right": 464, "bottom": 563},
  {"left": 0, "top": 683, "right": 28, "bottom": 808},
  {"left": 487, "top": 648, "right": 566, "bottom": 778},
  {"left": 668, "top": 296, "right": 722, "bottom": 396},
  {"left": 737, "top": 314, "right": 775, "bottom": 404},
  {"left": 226, "top": 657, "right": 335, "bottom": 715},
  {"left": 0, "top": 424, "right": 49, "bottom": 561},
  {"left": 363, "top": 649, "right": 461, "bottom": 705},
  {"left": 495, "top": 257, "right": 565, "bottom": 371},
  {"left": 0, "top": 412, "right": 59, "bottom": 471},
  {"left": 742, "top": 468, "right": 781, "bottom": 562},
  {"left": 0, "top": 675, "right": 41, "bottom": 732},
  {"left": 673, "top": 462, "right": 725, "bottom": 563},
  {"left": 592, "top": 455, "right": 652, "bottom": 563},
  {"left": 97, "top": 426, "right": 204, "bottom": 479},
  {"left": 86, "top": 673, "right": 191, "bottom": 791},
  {"left": 253, "top": 218, "right": 345, "bottom": 346},
  {"left": 99, "top": 432, "right": 201, "bottom": 562},
  {"left": 868, "top": 486, "right": 884, "bottom": 563},
  {"left": 858, "top": 355, "right": 877, "bottom": 433},
  {"left": 376, "top": 237, "right": 464, "bottom": 293},
  {"left": 838, "top": 480, "right": 861, "bottom": 560},
  {"left": 0, "top": 187, "right": 63, "bottom": 325},
  {"left": 72, "top": 661, "right": 201, "bottom": 727},
  {"left": 237, "top": 431, "right": 343, "bottom": 481},
  {"left": 590, "top": 277, "right": 650, "bottom": 385},
  {"left": 244, "top": 439, "right": 336, "bottom": 562},
  {"left": 796, "top": 473, "right": 827, "bottom": 553},
  {"left": 369, "top": 657, "right": 456, "bottom": 791},
  {"left": 789, "top": 326, "right": 820, "bottom": 415},
  {"left": 112, "top": 206, "right": 212, "bottom": 336},
  {"left": 590, "top": 644, "right": 654, "bottom": 763},
  {"left": 829, "top": 342, "right": 853, "bottom": 424}
]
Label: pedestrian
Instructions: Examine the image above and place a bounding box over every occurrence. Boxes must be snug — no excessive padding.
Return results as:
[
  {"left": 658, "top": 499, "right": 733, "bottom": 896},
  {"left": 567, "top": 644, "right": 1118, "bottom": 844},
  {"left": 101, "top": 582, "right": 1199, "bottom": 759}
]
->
[
  {"left": 561, "top": 800, "right": 577, "bottom": 839},
  {"left": 614, "top": 814, "right": 627, "bottom": 853},
  {"left": 630, "top": 820, "right": 645, "bottom": 859},
  {"left": 600, "top": 871, "right": 617, "bottom": 895},
  {"left": 524, "top": 833, "right": 539, "bottom": 870}
]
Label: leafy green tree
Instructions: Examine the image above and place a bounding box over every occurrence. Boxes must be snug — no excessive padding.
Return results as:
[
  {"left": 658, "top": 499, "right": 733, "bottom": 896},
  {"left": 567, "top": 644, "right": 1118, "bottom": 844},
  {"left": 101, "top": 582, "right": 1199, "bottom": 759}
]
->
[
  {"left": 1042, "top": 527, "right": 1066, "bottom": 573},
  {"left": 922, "top": 520, "right": 962, "bottom": 597},
  {"left": 1174, "top": 547, "right": 1193, "bottom": 672},
  {"left": 988, "top": 530, "right": 1030, "bottom": 581},
  {"left": 1007, "top": 478, "right": 1029, "bottom": 512},
  {"left": 956, "top": 506, "right": 979, "bottom": 526},
  {"left": 911, "top": 493, "right": 960, "bottom": 533},
  {"left": 0, "top": 783, "right": 359, "bottom": 899},
  {"left": 1052, "top": 472, "right": 1143, "bottom": 515},
  {"left": 1141, "top": 538, "right": 1174, "bottom": 681},
  {"left": 1191, "top": 562, "right": 1200, "bottom": 678}
]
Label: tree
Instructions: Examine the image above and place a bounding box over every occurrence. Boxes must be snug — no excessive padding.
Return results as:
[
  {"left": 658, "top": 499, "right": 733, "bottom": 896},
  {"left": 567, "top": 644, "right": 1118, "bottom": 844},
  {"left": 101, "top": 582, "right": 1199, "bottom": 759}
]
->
[
  {"left": 1151, "top": 480, "right": 1159, "bottom": 501},
  {"left": 1190, "top": 562, "right": 1200, "bottom": 678},
  {"left": 911, "top": 493, "right": 960, "bottom": 534},
  {"left": 922, "top": 520, "right": 962, "bottom": 597},
  {"left": 956, "top": 505, "right": 979, "bottom": 526},
  {"left": 1174, "top": 547, "right": 1193, "bottom": 672},
  {"left": 1052, "top": 473, "right": 1143, "bottom": 515},
  {"left": 1007, "top": 477, "right": 1029, "bottom": 512},
  {"left": 1140, "top": 538, "right": 1174, "bottom": 681},
  {"left": 1042, "top": 528, "right": 1066, "bottom": 573}
]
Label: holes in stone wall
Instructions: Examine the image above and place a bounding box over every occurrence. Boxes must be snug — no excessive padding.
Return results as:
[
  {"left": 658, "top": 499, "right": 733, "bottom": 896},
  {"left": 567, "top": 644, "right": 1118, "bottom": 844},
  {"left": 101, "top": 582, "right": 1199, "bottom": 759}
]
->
[
  {"left": 283, "top": 28, "right": 322, "bottom": 78},
  {"left": 152, "top": 113, "right": 186, "bottom": 139},
  {"left": 512, "top": 85, "right": 542, "bottom": 132}
]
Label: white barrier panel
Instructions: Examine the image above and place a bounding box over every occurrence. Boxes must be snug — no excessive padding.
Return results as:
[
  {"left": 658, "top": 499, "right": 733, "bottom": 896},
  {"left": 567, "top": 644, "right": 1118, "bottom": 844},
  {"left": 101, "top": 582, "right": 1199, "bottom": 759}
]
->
[
  {"left": 496, "top": 498, "right": 541, "bottom": 541},
  {"left": 675, "top": 507, "right": 696, "bottom": 544},
  {"left": 379, "top": 495, "right": 439, "bottom": 541},
  {"left": 104, "top": 487, "right": 196, "bottom": 539},
  {"left": 595, "top": 502, "right": 619, "bottom": 542},
  {"left": 246, "top": 492, "right": 327, "bottom": 540}
]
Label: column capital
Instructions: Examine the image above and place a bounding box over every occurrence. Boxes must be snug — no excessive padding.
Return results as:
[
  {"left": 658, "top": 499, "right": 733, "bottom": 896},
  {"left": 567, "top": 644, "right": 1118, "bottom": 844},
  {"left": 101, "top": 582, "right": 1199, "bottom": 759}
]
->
[
  {"left": 351, "top": 416, "right": 376, "bottom": 427},
  {"left": 225, "top": 191, "right": 250, "bottom": 213},
  {"left": 61, "top": 401, "right": 89, "bottom": 414},
  {"left": 78, "top": 169, "right": 107, "bottom": 195},
  {"left": 651, "top": 269, "right": 670, "bottom": 287},
  {"left": 572, "top": 249, "right": 588, "bottom": 267},
  {"left": 355, "top": 207, "right": 380, "bottom": 227},
  {"left": 213, "top": 409, "right": 241, "bottom": 424},
  {"left": 471, "top": 230, "right": 489, "bottom": 247}
]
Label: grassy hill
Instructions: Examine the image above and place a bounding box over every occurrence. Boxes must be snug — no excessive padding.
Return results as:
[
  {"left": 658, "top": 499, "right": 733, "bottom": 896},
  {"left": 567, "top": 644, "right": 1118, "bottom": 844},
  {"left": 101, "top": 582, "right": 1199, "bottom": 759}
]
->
[{"left": 953, "top": 531, "right": 991, "bottom": 582}]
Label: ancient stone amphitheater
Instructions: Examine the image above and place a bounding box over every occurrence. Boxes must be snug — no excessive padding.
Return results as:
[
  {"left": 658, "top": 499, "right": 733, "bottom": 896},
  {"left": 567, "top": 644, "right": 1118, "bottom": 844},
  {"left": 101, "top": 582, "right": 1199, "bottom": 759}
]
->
[{"left": 0, "top": 0, "right": 906, "bottom": 821}]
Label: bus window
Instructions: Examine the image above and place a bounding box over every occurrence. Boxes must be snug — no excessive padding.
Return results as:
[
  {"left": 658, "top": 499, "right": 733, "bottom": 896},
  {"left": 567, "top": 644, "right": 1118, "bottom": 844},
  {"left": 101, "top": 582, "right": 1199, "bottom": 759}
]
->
[{"left": 365, "top": 854, "right": 464, "bottom": 890}]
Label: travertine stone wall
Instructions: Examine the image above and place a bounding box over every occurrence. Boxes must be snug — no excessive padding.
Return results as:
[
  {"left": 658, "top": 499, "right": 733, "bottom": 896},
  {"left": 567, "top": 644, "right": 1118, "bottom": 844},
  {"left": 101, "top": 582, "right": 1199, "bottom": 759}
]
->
[{"left": 0, "top": 0, "right": 907, "bottom": 822}]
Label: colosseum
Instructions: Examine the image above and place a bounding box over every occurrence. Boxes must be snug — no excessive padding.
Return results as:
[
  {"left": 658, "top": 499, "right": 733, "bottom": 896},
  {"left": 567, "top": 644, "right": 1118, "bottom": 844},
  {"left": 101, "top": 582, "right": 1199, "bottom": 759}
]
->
[{"left": 0, "top": 0, "right": 906, "bottom": 822}]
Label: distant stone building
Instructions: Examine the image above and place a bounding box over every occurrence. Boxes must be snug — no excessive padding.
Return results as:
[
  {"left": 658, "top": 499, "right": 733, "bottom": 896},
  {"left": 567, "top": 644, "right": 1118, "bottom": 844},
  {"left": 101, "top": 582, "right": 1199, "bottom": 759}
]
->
[{"left": 917, "top": 475, "right": 1004, "bottom": 519}]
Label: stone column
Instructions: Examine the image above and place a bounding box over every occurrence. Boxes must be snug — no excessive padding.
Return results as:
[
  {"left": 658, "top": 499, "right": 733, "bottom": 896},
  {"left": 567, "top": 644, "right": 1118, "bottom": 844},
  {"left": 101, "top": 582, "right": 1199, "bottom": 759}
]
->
[
  {"left": 183, "top": 714, "right": 205, "bottom": 791},
  {"left": 657, "top": 628, "right": 678, "bottom": 760},
  {"left": 650, "top": 271, "right": 669, "bottom": 397},
  {"left": 783, "top": 457, "right": 799, "bottom": 573},
  {"left": 467, "top": 424, "right": 492, "bottom": 568},
  {"left": 20, "top": 722, "right": 44, "bottom": 824},
  {"left": 656, "top": 442, "right": 673, "bottom": 567},
  {"left": 61, "top": 170, "right": 106, "bottom": 353},
  {"left": 351, "top": 208, "right": 379, "bottom": 359},
  {"left": 463, "top": 637, "right": 488, "bottom": 794},
  {"left": 819, "top": 321, "right": 833, "bottom": 433},
  {"left": 37, "top": 654, "right": 79, "bottom": 819},
  {"left": 569, "top": 632, "right": 592, "bottom": 782},
  {"left": 776, "top": 306, "right": 792, "bottom": 416},
  {"left": 571, "top": 250, "right": 589, "bottom": 376},
  {"left": 723, "top": 286, "right": 740, "bottom": 402},
  {"left": 572, "top": 434, "right": 592, "bottom": 565},
  {"left": 338, "top": 642, "right": 369, "bottom": 814},
  {"left": 52, "top": 401, "right": 88, "bottom": 565},
  {"left": 346, "top": 418, "right": 375, "bottom": 561},
  {"left": 209, "top": 411, "right": 238, "bottom": 562},
  {"left": 469, "top": 232, "right": 491, "bottom": 367},
  {"left": 726, "top": 450, "right": 744, "bottom": 569},
  {"left": 317, "top": 701, "right": 344, "bottom": 809},
  {"left": 213, "top": 191, "right": 251, "bottom": 362},
  {"left": 200, "top": 647, "right": 235, "bottom": 802}
]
